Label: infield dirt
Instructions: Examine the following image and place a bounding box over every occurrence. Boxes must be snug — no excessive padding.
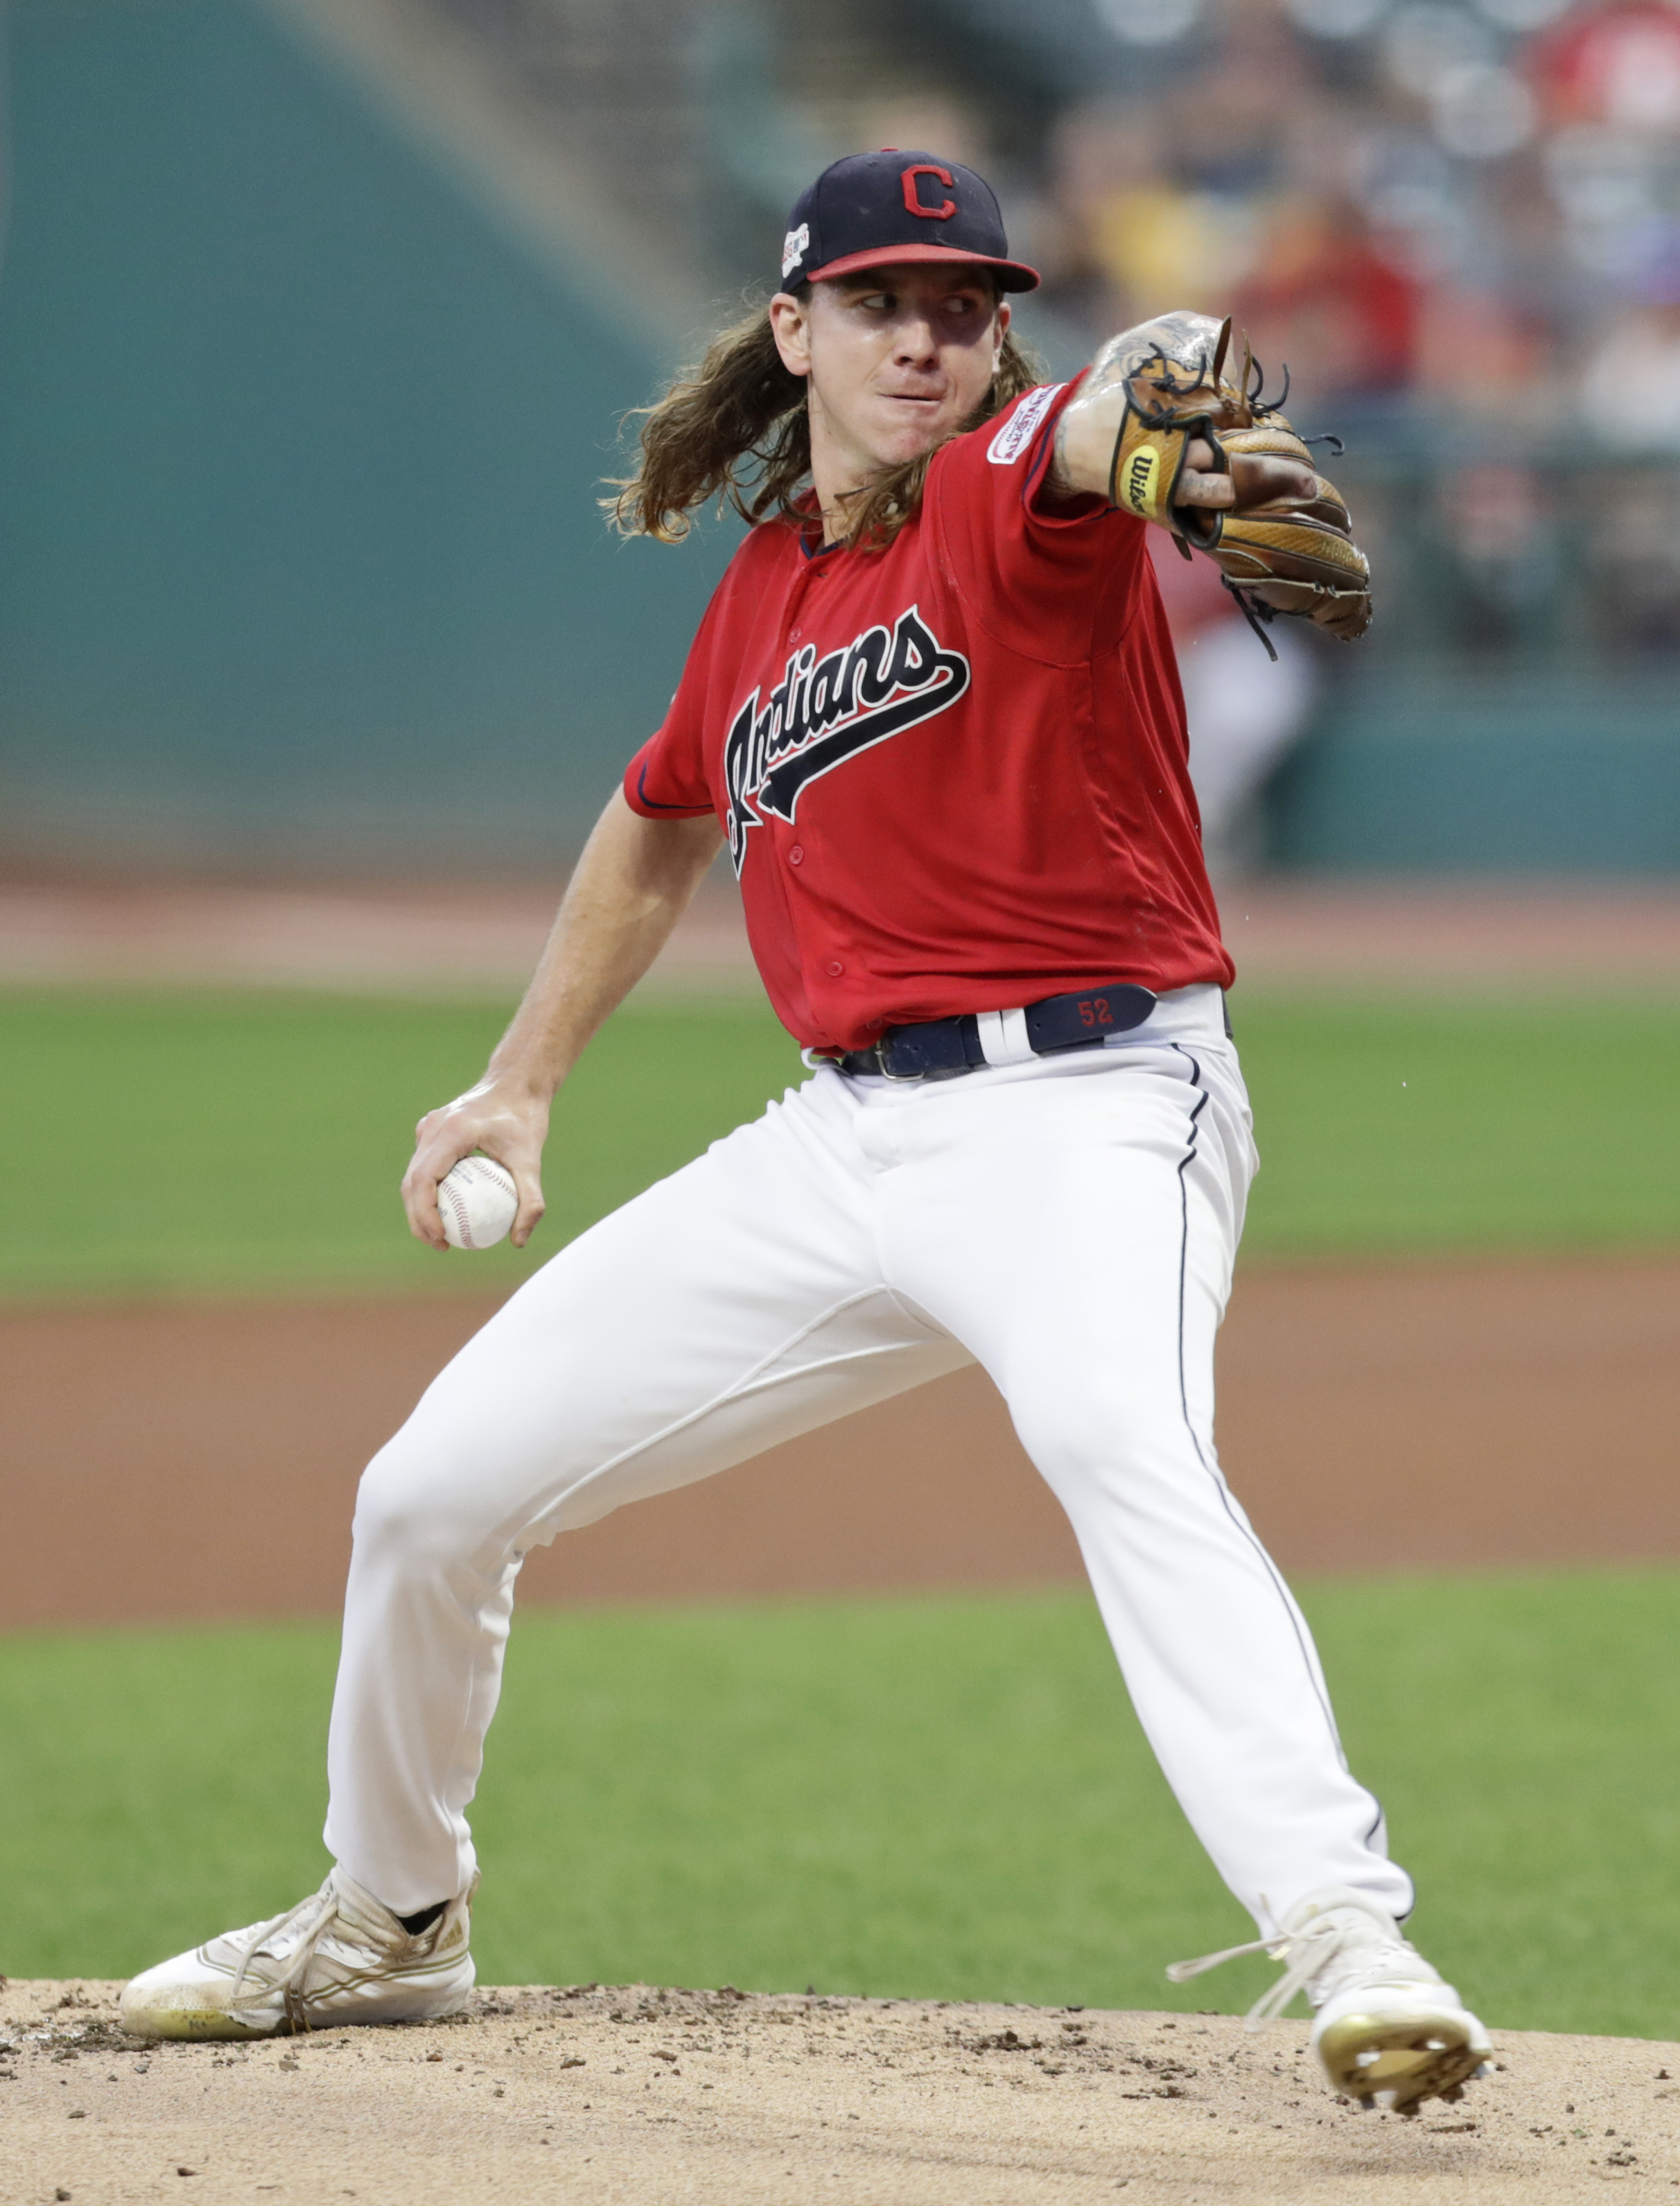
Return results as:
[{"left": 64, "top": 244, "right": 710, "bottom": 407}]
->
[
  {"left": 4, "top": 1251, "right": 1677, "bottom": 1629},
  {"left": 3, "top": 1977, "right": 1670, "bottom": 2205}
]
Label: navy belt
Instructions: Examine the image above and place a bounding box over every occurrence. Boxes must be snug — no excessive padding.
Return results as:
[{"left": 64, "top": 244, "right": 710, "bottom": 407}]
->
[{"left": 834, "top": 981, "right": 1160, "bottom": 1082}]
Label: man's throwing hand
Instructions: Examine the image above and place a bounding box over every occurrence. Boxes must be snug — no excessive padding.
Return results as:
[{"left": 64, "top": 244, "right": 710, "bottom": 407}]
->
[{"left": 401, "top": 1076, "right": 550, "bottom": 1252}]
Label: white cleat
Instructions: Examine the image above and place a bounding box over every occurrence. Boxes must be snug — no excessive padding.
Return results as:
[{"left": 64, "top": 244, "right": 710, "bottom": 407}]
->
[
  {"left": 1169, "top": 1885, "right": 1492, "bottom": 2113},
  {"left": 119, "top": 1866, "right": 477, "bottom": 2040}
]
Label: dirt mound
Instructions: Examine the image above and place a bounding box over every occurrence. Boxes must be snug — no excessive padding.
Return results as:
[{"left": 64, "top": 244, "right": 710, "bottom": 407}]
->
[{"left": 5, "top": 1977, "right": 1671, "bottom": 2202}]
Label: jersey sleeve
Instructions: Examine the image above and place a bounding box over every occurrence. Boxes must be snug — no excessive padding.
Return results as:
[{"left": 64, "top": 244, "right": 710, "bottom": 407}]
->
[
  {"left": 927, "top": 376, "right": 1148, "bottom": 663},
  {"left": 622, "top": 591, "right": 723, "bottom": 821}
]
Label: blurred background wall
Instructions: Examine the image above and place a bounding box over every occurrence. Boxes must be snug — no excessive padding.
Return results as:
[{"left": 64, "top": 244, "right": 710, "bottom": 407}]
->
[{"left": 1, "top": 0, "right": 1678, "bottom": 873}]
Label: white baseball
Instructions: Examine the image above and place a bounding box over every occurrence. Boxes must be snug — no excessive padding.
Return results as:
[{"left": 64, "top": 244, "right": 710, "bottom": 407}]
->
[{"left": 438, "top": 1156, "right": 518, "bottom": 1250}]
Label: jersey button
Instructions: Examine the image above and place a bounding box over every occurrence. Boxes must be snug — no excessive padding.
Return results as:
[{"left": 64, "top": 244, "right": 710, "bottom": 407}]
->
[
  {"left": 788, "top": 844, "right": 804, "bottom": 866},
  {"left": 824, "top": 959, "right": 845, "bottom": 978}
]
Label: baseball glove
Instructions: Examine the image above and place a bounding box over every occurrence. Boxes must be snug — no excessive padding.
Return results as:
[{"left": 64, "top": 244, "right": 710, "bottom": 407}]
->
[{"left": 1103, "top": 313, "right": 1372, "bottom": 654}]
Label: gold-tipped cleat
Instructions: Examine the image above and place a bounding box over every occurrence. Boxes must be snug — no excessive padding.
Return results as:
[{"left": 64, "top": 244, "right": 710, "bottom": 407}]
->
[
  {"left": 1318, "top": 2004, "right": 1490, "bottom": 2113},
  {"left": 1169, "top": 1885, "right": 1492, "bottom": 2114}
]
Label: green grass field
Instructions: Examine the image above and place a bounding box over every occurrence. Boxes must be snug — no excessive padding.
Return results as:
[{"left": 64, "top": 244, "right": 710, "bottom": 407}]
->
[
  {"left": 4, "top": 985, "right": 1680, "bottom": 1299},
  {"left": 3, "top": 1570, "right": 1679, "bottom": 2039},
  {"left": 0, "top": 989, "right": 805, "bottom": 1300}
]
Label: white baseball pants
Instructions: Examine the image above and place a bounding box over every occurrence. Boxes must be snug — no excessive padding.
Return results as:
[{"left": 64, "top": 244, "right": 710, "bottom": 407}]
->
[{"left": 324, "top": 985, "right": 1413, "bottom": 1935}]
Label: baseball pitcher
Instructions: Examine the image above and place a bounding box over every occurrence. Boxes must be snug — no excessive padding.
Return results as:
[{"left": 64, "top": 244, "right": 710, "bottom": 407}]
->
[{"left": 122, "top": 151, "right": 1488, "bottom": 2114}]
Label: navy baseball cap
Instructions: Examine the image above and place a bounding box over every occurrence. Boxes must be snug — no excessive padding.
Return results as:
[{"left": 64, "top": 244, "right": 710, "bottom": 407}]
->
[{"left": 780, "top": 150, "right": 1040, "bottom": 294}]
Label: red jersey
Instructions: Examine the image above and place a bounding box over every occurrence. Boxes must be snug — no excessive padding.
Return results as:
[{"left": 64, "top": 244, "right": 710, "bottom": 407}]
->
[{"left": 623, "top": 378, "right": 1233, "bottom": 1053}]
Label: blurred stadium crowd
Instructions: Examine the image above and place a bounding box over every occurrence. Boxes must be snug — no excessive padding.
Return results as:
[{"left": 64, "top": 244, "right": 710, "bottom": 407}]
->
[
  {"left": 3, "top": 0, "right": 1673, "bottom": 873},
  {"left": 428, "top": 0, "right": 1680, "bottom": 676},
  {"left": 1022, "top": 0, "right": 1680, "bottom": 667}
]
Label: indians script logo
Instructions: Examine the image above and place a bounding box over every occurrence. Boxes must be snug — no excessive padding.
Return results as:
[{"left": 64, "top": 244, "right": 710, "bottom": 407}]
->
[{"left": 722, "top": 604, "right": 970, "bottom": 873}]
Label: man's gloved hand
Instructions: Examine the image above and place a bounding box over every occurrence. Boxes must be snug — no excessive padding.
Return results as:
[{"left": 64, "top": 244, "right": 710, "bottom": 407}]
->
[{"left": 1073, "top": 309, "right": 1372, "bottom": 653}]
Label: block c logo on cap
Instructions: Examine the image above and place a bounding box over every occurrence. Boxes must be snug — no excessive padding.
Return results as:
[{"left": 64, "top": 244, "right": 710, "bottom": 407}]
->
[{"left": 900, "top": 164, "right": 956, "bottom": 220}]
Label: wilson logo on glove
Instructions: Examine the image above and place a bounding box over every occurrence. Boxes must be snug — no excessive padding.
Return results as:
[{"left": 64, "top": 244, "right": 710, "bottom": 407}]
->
[{"left": 1121, "top": 446, "right": 1160, "bottom": 518}]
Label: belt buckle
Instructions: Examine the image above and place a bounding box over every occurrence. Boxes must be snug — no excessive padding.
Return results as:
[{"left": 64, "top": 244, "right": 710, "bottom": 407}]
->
[
  {"left": 827, "top": 1042, "right": 917, "bottom": 1081},
  {"left": 873, "top": 1038, "right": 925, "bottom": 1083}
]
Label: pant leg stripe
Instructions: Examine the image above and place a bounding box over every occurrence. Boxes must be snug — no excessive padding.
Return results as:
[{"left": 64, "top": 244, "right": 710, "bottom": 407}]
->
[
  {"left": 1169, "top": 1043, "right": 1354, "bottom": 1767},
  {"left": 1170, "top": 1042, "right": 1413, "bottom": 1918}
]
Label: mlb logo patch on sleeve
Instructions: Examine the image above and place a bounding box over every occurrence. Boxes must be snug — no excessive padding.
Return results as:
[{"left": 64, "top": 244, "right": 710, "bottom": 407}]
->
[{"left": 986, "top": 383, "right": 1065, "bottom": 466}]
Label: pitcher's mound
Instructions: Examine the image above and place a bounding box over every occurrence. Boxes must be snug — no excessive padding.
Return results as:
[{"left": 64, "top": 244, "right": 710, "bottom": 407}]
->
[{"left": 5, "top": 1977, "right": 1670, "bottom": 2202}]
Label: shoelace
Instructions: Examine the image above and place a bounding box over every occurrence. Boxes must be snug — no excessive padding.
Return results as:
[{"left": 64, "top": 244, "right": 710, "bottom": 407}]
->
[
  {"left": 1166, "top": 1911, "right": 1395, "bottom": 2031},
  {"left": 228, "top": 1880, "right": 345, "bottom": 2032}
]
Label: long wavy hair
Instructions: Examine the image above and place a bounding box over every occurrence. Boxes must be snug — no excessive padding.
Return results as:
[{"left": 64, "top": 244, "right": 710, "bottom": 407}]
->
[{"left": 606, "top": 288, "right": 1043, "bottom": 551}]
